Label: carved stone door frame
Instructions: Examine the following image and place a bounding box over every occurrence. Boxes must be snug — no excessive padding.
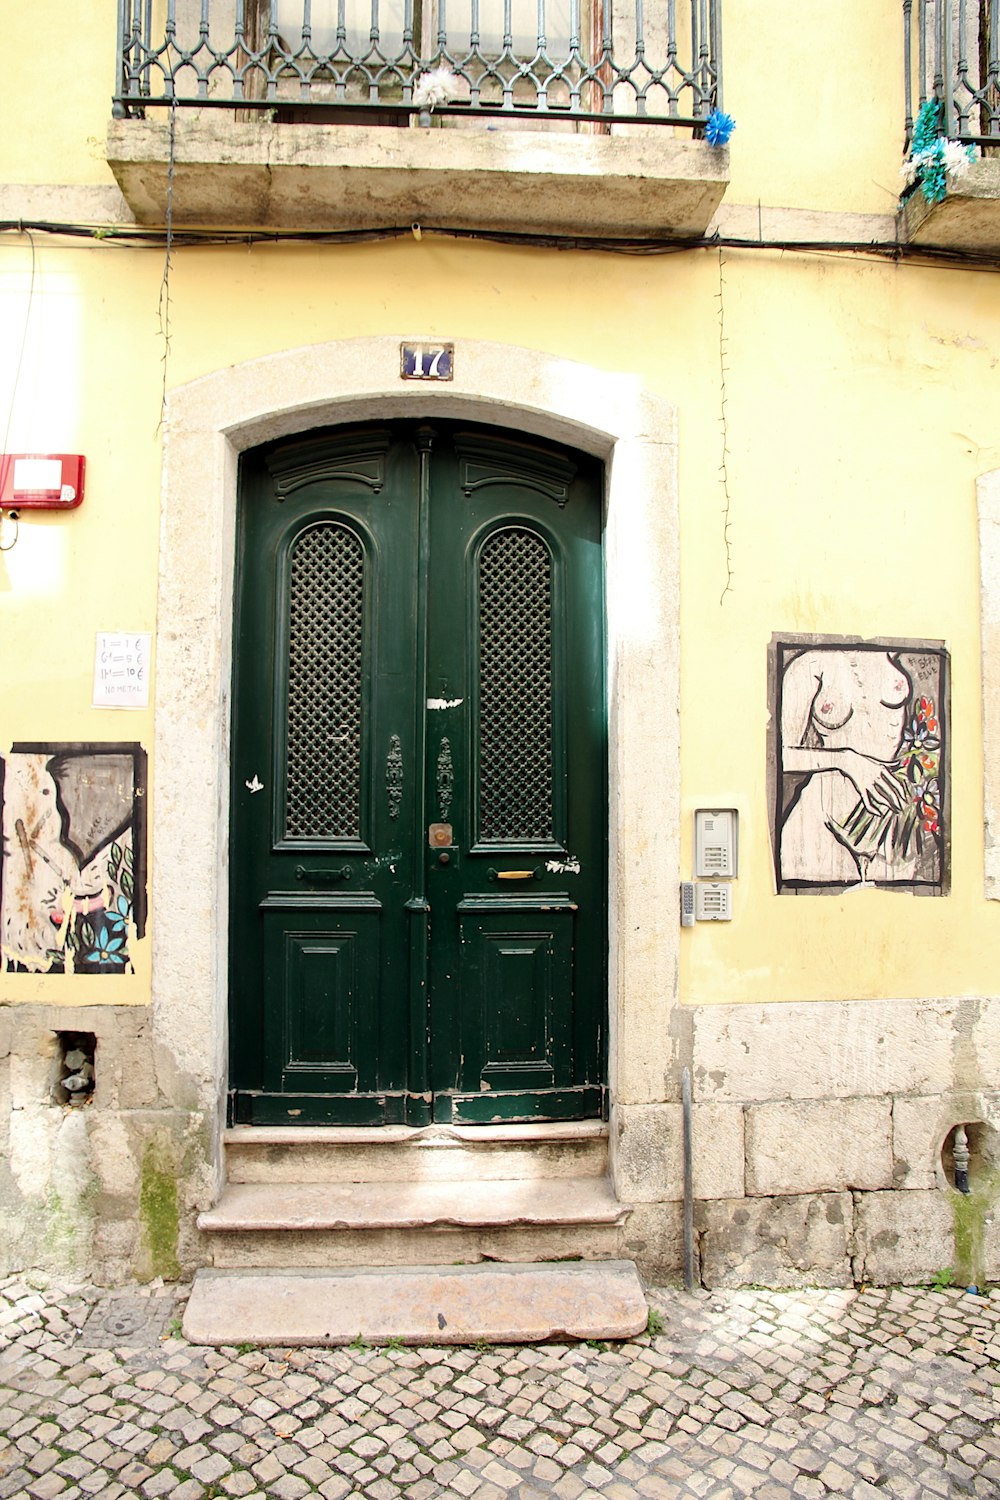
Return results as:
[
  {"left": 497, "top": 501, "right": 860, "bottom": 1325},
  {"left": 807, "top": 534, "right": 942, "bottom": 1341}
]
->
[{"left": 153, "top": 338, "right": 679, "bottom": 1192}]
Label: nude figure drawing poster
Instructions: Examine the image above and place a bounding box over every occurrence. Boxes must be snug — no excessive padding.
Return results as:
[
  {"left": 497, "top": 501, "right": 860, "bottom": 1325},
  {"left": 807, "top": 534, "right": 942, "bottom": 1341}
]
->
[{"left": 769, "top": 637, "right": 949, "bottom": 895}]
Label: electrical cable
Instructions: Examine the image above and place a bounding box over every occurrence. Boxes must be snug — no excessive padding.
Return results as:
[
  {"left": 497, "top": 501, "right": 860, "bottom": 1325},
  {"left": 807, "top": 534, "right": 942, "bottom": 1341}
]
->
[
  {"left": 2, "top": 218, "right": 1000, "bottom": 270},
  {"left": 156, "top": 102, "right": 177, "bottom": 432},
  {"left": 716, "top": 247, "right": 733, "bottom": 606},
  {"left": 0, "top": 511, "right": 19, "bottom": 552},
  {"left": 0, "top": 226, "right": 37, "bottom": 543}
]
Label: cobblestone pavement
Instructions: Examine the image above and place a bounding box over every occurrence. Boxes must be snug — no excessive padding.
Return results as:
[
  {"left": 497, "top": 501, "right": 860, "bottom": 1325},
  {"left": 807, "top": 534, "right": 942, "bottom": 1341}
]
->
[{"left": 2, "top": 1274, "right": 999, "bottom": 1499}]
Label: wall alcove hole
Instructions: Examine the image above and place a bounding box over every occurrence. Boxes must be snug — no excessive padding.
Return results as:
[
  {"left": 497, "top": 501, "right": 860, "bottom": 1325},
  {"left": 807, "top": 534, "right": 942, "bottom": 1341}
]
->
[
  {"left": 53, "top": 1031, "right": 96, "bottom": 1107},
  {"left": 940, "top": 1121, "right": 999, "bottom": 1194}
]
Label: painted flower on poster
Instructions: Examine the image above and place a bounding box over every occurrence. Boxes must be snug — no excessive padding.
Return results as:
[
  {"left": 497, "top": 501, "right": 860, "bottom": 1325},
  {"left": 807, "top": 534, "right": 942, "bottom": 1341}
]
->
[
  {"left": 835, "top": 694, "right": 941, "bottom": 862},
  {"left": 84, "top": 923, "right": 128, "bottom": 968}
]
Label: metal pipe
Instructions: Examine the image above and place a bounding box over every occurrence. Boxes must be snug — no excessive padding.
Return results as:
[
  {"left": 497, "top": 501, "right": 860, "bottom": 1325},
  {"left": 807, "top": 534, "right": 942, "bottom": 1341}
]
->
[
  {"left": 710, "top": 0, "right": 722, "bottom": 111},
  {"left": 903, "top": 0, "right": 914, "bottom": 143},
  {"left": 942, "top": 0, "right": 956, "bottom": 133},
  {"left": 112, "top": 0, "right": 129, "bottom": 117},
  {"left": 682, "top": 1065, "right": 695, "bottom": 1291},
  {"left": 954, "top": 1124, "right": 971, "bottom": 1194}
]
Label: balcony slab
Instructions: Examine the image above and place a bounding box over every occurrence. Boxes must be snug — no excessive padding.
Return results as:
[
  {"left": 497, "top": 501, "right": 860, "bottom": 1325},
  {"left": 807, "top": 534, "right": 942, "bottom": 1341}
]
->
[
  {"left": 106, "top": 117, "right": 729, "bottom": 238},
  {"left": 899, "top": 159, "right": 1000, "bottom": 251}
]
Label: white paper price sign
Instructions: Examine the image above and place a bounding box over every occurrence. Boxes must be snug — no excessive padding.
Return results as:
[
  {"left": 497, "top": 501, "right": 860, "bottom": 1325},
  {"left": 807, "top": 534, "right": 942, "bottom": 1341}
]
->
[{"left": 93, "top": 632, "right": 150, "bottom": 709}]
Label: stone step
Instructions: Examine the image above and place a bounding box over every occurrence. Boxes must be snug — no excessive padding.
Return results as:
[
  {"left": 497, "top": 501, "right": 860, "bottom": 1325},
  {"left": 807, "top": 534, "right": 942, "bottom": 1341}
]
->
[
  {"left": 200, "top": 1175, "right": 627, "bottom": 1233},
  {"left": 198, "top": 1175, "right": 629, "bottom": 1269},
  {"left": 182, "top": 1260, "right": 649, "bottom": 1346},
  {"left": 223, "top": 1120, "right": 609, "bottom": 1183},
  {"left": 205, "top": 1221, "right": 626, "bottom": 1269}
]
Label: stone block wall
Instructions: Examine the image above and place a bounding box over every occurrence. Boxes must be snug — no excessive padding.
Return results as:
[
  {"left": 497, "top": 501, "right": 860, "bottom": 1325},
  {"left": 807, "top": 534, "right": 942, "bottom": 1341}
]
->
[
  {"left": 615, "top": 997, "right": 1000, "bottom": 1290},
  {"left": 2, "top": 993, "right": 998, "bottom": 1291},
  {"left": 0, "top": 1004, "right": 212, "bottom": 1285}
]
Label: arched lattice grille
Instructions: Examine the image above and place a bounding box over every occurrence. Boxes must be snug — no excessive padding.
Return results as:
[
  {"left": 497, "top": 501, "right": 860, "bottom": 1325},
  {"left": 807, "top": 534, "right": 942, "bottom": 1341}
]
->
[
  {"left": 478, "top": 528, "right": 553, "bottom": 840},
  {"left": 285, "top": 523, "right": 364, "bottom": 839}
]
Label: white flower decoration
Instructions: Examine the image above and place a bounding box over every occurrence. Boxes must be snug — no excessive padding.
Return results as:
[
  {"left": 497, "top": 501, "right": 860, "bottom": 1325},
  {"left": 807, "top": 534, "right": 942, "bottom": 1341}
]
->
[
  {"left": 939, "top": 138, "right": 975, "bottom": 178},
  {"left": 413, "top": 66, "right": 458, "bottom": 110},
  {"left": 901, "top": 136, "right": 976, "bottom": 185}
]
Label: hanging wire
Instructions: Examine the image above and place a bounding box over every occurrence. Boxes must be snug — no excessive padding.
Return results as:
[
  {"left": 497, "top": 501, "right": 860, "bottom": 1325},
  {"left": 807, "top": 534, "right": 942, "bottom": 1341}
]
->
[
  {"left": 2, "top": 219, "right": 1000, "bottom": 271},
  {"left": 156, "top": 101, "right": 178, "bottom": 434},
  {"left": 0, "top": 227, "right": 38, "bottom": 541},
  {"left": 0, "top": 511, "right": 19, "bottom": 552},
  {"left": 716, "top": 246, "right": 733, "bottom": 605}
]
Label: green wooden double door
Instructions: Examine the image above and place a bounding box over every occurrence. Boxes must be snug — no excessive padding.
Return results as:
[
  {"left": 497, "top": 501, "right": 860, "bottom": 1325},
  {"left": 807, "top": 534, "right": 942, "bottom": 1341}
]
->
[{"left": 229, "top": 421, "right": 606, "bottom": 1126}]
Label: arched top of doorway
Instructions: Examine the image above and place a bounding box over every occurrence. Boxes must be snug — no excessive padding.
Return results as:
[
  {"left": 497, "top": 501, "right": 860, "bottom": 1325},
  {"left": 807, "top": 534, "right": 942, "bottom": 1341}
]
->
[{"left": 163, "top": 335, "right": 675, "bottom": 467}]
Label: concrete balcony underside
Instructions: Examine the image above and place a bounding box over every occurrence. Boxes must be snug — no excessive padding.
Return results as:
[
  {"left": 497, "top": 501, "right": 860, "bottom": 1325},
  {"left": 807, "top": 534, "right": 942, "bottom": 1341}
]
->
[
  {"left": 900, "top": 159, "right": 1000, "bottom": 251},
  {"left": 106, "top": 116, "right": 729, "bottom": 237}
]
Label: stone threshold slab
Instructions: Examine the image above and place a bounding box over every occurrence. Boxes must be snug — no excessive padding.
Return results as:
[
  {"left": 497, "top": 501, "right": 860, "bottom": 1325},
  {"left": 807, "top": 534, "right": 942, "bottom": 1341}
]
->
[
  {"left": 183, "top": 1261, "right": 648, "bottom": 1345},
  {"left": 198, "top": 1177, "right": 628, "bottom": 1233},
  {"left": 223, "top": 1120, "right": 608, "bottom": 1146}
]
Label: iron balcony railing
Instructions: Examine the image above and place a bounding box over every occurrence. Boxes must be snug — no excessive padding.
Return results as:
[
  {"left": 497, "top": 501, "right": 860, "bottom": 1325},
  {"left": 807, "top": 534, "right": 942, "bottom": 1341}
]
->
[
  {"left": 113, "top": 0, "right": 722, "bottom": 127},
  {"left": 904, "top": 0, "right": 1000, "bottom": 145}
]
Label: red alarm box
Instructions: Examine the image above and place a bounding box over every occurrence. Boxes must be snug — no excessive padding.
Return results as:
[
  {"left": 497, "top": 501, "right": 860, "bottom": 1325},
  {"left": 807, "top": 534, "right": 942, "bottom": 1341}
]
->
[{"left": 0, "top": 454, "right": 85, "bottom": 509}]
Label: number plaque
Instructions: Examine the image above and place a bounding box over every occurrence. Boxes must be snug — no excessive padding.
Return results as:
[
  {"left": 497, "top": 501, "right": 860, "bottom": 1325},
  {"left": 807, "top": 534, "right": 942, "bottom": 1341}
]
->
[{"left": 401, "top": 343, "right": 454, "bottom": 381}]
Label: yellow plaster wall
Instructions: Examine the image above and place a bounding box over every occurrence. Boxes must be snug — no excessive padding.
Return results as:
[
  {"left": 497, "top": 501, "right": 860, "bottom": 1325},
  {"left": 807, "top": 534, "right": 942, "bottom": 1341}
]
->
[
  {"left": 0, "top": 242, "right": 161, "bottom": 1002},
  {"left": 1, "top": 231, "right": 998, "bottom": 1012},
  {"left": 675, "top": 252, "right": 1000, "bottom": 1006},
  {"left": 722, "top": 0, "right": 906, "bottom": 216},
  {"left": 1, "top": 1, "right": 998, "bottom": 1012},
  {"left": 0, "top": 0, "right": 119, "bottom": 189}
]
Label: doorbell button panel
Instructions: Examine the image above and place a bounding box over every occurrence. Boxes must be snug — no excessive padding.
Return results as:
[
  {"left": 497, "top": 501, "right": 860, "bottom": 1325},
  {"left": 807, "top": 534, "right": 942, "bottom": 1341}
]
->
[
  {"left": 695, "top": 882, "right": 733, "bottom": 922},
  {"left": 694, "top": 808, "right": 738, "bottom": 879}
]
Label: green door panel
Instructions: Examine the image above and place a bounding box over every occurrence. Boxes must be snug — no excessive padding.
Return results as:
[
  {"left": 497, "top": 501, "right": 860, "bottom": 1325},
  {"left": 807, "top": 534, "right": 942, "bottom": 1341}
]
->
[
  {"left": 453, "top": 897, "right": 575, "bottom": 1111},
  {"left": 229, "top": 422, "right": 606, "bottom": 1126},
  {"left": 260, "top": 895, "right": 382, "bottom": 1093}
]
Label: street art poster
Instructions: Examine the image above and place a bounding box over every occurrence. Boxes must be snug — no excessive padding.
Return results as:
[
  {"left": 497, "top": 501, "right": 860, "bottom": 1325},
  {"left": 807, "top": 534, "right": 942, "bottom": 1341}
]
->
[
  {"left": 769, "top": 637, "right": 949, "bottom": 895},
  {"left": 1, "top": 744, "right": 147, "bottom": 973}
]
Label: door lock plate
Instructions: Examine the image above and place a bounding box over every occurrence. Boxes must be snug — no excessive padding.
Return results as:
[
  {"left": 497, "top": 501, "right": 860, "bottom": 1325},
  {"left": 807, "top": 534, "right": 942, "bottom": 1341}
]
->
[{"left": 428, "top": 822, "right": 453, "bottom": 847}]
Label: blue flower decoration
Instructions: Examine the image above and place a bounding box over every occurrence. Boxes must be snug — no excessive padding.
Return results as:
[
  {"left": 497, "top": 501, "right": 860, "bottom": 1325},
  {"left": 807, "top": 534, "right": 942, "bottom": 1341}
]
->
[
  {"left": 903, "top": 99, "right": 977, "bottom": 204},
  {"left": 912, "top": 99, "right": 943, "bottom": 157},
  {"left": 704, "top": 108, "right": 735, "bottom": 148},
  {"left": 85, "top": 925, "right": 127, "bottom": 967},
  {"left": 106, "top": 893, "right": 131, "bottom": 937}
]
